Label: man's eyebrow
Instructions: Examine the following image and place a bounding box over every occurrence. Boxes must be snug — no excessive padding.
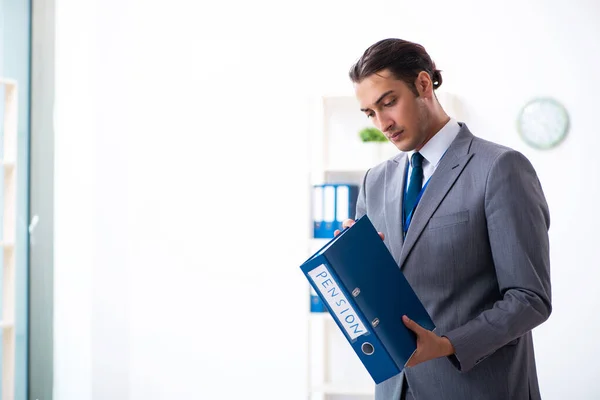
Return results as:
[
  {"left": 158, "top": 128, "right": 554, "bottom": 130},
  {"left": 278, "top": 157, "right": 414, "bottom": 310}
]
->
[{"left": 360, "top": 90, "right": 395, "bottom": 112}]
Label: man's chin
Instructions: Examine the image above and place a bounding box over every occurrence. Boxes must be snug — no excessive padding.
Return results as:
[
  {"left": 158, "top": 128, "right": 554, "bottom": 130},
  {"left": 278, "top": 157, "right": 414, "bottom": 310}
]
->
[{"left": 394, "top": 142, "right": 414, "bottom": 152}]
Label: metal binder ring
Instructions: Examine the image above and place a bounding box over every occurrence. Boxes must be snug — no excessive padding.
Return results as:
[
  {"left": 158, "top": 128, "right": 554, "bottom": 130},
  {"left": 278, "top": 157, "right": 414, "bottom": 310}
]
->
[{"left": 361, "top": 342, "right": 375, "bottom": 355}]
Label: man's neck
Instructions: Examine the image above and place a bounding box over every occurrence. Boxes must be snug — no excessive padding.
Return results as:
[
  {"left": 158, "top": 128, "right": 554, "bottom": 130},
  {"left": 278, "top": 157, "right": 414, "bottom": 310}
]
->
[{"left": 416, "top": 114, "right": 450, "bottom": 152}]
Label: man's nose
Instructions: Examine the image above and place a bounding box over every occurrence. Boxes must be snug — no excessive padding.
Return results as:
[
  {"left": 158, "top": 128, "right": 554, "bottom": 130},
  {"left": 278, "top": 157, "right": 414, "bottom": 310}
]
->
[{"left": 376, "top": 114, "right": 394, "bottom": 133}]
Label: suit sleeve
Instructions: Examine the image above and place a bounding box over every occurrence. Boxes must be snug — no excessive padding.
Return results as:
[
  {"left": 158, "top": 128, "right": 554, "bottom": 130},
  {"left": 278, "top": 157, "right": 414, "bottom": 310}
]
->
[
  {"left": 355, "top": 168, "right": 370, "bottom": 220},
  {"left": 442, "top": 150, "right": 552, "bottom": 372}
]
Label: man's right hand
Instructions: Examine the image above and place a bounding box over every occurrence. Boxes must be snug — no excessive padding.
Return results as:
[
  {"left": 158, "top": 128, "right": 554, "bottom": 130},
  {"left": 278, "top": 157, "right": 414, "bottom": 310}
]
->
[{"left": 334, "top": 219, "right": 385, "bottom": 240}]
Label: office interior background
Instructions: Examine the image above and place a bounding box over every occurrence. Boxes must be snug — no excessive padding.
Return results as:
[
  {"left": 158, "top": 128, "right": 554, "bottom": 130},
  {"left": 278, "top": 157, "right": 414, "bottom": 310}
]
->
[{"left": 1, "top": 0, "right": 599, "bottom": 399}]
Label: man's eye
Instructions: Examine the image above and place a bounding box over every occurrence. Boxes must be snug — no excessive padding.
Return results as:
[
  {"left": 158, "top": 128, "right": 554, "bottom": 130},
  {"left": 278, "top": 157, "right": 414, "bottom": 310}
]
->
[
  {"left": 366, "top": 113, "right": 375, "bottom": 118},
  {"left": 384, "top": 99, "right": 396, "bottom": 107}
]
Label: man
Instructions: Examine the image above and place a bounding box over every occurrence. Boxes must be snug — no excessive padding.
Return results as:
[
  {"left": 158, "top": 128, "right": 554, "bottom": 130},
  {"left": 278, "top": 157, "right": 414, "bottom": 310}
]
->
[{"left": 336, "top": 39, "right": 552, "bottom": 399}]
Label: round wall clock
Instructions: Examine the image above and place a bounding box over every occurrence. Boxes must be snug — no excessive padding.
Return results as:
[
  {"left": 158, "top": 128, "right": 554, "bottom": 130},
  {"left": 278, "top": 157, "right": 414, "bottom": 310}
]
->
[{"left": 517, "top": 97, "right": 570, "bottom": 150}]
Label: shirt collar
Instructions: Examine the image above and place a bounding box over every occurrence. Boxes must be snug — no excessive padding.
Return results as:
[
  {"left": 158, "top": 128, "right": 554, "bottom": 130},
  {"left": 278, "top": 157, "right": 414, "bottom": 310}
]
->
[{"left": 408, "top": 118, "right": 461, "bottom": 167}]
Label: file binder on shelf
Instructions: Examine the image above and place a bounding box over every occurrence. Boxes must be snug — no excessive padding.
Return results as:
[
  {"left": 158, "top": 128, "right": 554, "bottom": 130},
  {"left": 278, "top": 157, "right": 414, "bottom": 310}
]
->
[
  {"left": 334, "top": 184, "right": 359, "bottom": 232},
  {"left": 312, "top": 184, "right": 359, "bottom": 239},
  {"left": 309, "top": 286, "right": 327, "bottom": 313},
  {"left": 311, "top": 185, "right": 327, "bottom": 238},
  {"left": 300, "top": 215, "right": 435, "bottom": 384}
]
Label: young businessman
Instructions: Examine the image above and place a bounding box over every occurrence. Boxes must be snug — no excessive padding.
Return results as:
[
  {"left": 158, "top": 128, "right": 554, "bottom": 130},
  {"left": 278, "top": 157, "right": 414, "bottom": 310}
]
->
[{"left": 335, "top": 39, "right": 552, "bottom": 400}]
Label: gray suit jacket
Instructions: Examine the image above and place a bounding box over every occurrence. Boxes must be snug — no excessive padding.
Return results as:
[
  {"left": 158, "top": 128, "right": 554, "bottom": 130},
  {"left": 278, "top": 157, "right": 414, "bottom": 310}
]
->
[{"left": 356, "top": 124, "right": 551, "bottom": 400}]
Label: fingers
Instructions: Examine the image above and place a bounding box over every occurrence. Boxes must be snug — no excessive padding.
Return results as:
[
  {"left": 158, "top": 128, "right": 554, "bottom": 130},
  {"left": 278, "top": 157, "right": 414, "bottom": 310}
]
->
[
  {"left": 405, "top": 344, "right": 421, "bottom": 368},
  {"left": 334, "top": 220, "right": 385, "bottom": 241},
  {"left": 403, "top": 315, "right": 425, "bottom": 335},
  {"left": 404, "top": 315, "right": 422, "bottom": 368},
  {"left": 335, "top": 219, "right": 355, "bottom": 236},
  {"left": 405, "top": 355, "right": 418, "bottom": 368},
  {"left": 342, "top": 219, "right": 355, "bottom": 229}
]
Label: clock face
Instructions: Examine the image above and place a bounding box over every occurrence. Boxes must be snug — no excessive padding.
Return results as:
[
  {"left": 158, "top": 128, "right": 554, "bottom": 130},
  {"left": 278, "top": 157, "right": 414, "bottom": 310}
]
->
[{"left": 517, "top": 98, "right": 569, "bottom": 150}]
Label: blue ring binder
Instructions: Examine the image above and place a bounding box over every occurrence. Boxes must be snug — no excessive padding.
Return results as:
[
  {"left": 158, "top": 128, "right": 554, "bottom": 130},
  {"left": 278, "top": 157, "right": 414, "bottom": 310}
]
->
[{"left": 300, "top": 215, "right": 435, "bottom": 384}]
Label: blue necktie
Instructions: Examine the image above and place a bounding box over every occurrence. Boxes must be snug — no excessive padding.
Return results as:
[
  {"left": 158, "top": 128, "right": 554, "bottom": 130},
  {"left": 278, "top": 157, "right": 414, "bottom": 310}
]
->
[{"left": 404, "top": 152, "right": 424, "bottom": 226}]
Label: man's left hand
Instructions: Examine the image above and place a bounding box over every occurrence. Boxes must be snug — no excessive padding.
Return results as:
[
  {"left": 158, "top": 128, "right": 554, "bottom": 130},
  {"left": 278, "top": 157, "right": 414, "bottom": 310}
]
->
[{"left": 403, "top": 315, "right": 455, "bottom": 367}]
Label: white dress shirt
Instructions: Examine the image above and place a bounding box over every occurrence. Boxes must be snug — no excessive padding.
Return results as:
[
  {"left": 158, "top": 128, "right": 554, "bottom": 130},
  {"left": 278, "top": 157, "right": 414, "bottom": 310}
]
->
[{"left": 406, "top": 118, "right": 461, "bottom": 190}]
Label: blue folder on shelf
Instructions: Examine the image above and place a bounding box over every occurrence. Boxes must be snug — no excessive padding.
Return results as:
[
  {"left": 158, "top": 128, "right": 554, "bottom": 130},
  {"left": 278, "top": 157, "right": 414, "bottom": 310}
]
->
[
  {"left": 312, "top": 184, "right": 359, "bottom": 238},
  {"left": 309, "top": 285, "right": 327, "bottom": 313},
  {"left": 300, "top": 215, "right": 435, "bottom": 384}
]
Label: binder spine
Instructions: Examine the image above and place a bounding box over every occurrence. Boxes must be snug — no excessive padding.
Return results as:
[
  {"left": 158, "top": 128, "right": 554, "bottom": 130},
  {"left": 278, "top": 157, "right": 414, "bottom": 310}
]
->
[
  {"left": 334, "top": 184, "right": 360, "bottom": 233},
  {"left": 308, "top": 263, "right": 369, "bottom": 341},
  {"left": 309, "top": 285, "right": 326, "bottom": 313},
  {"left": 322, "top": 185, "right": 336, "bottom": 238},
  {"left": 306, "top": 261, "right": 400, "bottom": 383},
  {"left": 312, "top": 185, "right": 325, "bottom": 238}
]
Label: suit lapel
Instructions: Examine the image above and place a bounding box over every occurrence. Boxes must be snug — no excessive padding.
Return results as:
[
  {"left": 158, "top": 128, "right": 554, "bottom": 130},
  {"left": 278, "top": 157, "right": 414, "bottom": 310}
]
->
[
  {"left": 398, "top": 127, "right": 475, "bottom": 269},
  {"left": 384, "top": 154, "right": 407, "bottom": 264}
]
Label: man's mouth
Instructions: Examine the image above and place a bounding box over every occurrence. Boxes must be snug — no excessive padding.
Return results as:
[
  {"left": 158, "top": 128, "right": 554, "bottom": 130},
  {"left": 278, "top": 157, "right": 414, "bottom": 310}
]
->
[{"left": 388, "top": 130, "right": 404, "bottom": 140}]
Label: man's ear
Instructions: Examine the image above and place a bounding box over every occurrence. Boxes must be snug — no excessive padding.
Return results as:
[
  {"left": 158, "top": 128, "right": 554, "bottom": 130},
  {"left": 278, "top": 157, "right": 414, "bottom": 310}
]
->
[{"left": 415, "top": 71, "right": 433, "bottom": 99}]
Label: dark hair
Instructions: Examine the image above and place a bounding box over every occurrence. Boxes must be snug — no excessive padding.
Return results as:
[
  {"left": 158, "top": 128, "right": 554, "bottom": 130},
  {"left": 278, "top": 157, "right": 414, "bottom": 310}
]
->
[{"left": 349, "top": 38, "right": 443, "bottom": 96}]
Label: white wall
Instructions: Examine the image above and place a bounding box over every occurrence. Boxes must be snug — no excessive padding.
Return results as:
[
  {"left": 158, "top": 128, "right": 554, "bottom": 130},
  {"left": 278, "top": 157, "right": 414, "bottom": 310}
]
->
[
  {"left": 54, "top": 0, "right": 94, "bottom": 397},
  {"left": 54, "top": 0, "right": 600, "bottom": 399}
]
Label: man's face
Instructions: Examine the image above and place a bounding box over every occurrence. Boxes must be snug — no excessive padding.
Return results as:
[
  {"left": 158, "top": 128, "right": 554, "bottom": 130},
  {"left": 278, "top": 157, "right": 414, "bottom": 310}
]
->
[{"left": 355, "top": 69, "right": 430, "bottom": 152}]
